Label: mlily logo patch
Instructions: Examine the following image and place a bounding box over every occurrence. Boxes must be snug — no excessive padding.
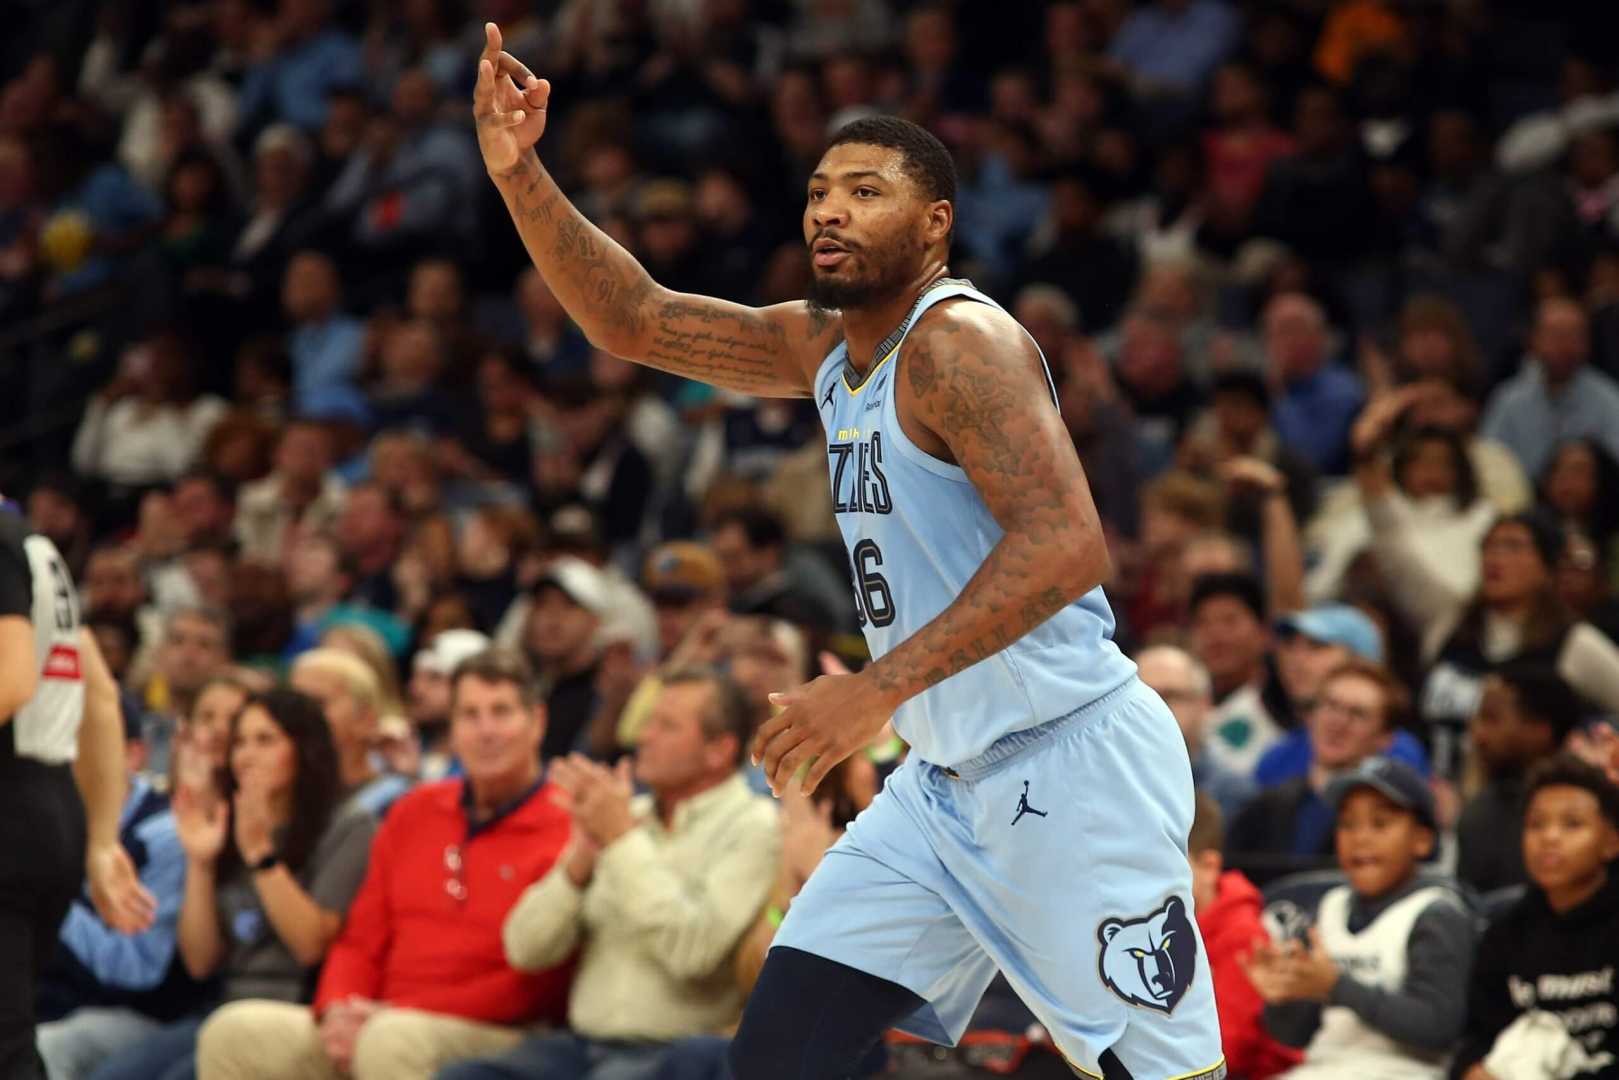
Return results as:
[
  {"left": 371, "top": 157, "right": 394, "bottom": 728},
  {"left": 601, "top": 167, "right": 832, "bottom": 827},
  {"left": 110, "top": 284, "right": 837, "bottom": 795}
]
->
[{"left": 42, "top": 644, "right": 81, "bottom": 680}]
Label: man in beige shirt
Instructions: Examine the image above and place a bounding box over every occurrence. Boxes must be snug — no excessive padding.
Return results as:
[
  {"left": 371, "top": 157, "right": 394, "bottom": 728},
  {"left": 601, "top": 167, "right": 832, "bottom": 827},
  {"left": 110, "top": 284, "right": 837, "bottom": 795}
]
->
[{"left": 438, "top": 666, "right": 780, "bottom": 1080}]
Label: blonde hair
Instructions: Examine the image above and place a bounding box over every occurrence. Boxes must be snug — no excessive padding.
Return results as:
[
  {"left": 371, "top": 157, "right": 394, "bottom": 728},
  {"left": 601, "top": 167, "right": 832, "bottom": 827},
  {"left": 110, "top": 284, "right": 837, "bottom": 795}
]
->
[
  {"left": 319, "top": 623, "right": 405, "bottom": 715},
  {"left": 293, "top": 648, "right": 383, "bottom": 718},
  {"left": 1142, "top": 471, "right": 1226, "bottom": 529}
]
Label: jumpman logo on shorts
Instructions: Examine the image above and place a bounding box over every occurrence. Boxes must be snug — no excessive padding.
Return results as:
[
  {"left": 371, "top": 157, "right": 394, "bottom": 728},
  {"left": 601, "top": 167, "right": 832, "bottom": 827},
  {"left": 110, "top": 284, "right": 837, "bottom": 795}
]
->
[{"left": 1011, "top": 781, "right": 1047, "bottom": 826}]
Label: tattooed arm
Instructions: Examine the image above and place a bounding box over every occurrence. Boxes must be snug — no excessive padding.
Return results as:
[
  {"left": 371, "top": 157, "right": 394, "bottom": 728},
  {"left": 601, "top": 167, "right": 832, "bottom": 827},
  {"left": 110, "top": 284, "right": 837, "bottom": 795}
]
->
[
  {"left": 473, "top": 24, "right": 836, "bottom": 397},
  {"left": 864, "top": 302, "right": 1112, "bottom": 703},
  {"left": 752, "top": 301, "right": 1112, "bottom": 794},
  {"left": 490, "top": 158, "right": 835, "bottom": 396}
]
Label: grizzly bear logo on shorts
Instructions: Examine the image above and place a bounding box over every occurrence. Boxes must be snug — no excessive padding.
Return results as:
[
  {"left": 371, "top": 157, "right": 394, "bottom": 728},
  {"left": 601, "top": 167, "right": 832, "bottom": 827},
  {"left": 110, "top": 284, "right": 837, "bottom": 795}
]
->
[{"left": 1097, "top": 895, "right": 1197, "bottom": 1015}]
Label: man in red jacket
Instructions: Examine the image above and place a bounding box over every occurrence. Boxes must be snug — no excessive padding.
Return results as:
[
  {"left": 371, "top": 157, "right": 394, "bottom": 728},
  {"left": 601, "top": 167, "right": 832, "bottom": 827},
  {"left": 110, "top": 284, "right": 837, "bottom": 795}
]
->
[
  {"left": 1190, "top": 791, "right": 1303, "bottom": 1080},
  {"left": 195, "top": 648, "right": 575, "bottom": 1079}
]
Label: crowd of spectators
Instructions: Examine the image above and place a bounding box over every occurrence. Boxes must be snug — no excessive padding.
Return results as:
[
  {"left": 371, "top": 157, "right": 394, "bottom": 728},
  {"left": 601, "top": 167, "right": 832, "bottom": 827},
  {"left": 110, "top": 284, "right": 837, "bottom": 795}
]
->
[{"left": 11, "top": 0, "right": 1619, "bottom": 1077}]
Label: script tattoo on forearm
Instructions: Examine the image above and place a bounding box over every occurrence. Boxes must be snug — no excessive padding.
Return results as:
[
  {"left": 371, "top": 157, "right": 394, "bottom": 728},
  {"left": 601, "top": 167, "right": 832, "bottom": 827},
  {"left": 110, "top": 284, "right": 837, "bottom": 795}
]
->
[
  {"left": 495, "top": 155, "right": 821, "bottom": 395},
  {"left": 869, "top": 316, "right": 1102, "bottom": 703},
  {"left": 643, "top": 299, "right": 789, "bottom": 392}
]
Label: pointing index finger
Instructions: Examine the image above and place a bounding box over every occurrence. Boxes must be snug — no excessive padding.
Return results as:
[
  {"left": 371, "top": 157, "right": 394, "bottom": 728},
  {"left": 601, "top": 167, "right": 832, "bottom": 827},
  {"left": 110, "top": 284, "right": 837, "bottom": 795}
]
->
[{"left": 482, "top": 21, "right": 503, "bottom": 62}]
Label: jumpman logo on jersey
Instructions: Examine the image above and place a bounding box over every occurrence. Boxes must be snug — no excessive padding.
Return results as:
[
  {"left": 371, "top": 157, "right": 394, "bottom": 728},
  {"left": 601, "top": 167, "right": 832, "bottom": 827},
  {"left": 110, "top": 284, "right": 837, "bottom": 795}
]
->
[
  {"left": 1011, "top": 781, "right": 1047, "bottom": 826},
  {"left": 820, "top": 382, "right": 837, "bottom": 412}
]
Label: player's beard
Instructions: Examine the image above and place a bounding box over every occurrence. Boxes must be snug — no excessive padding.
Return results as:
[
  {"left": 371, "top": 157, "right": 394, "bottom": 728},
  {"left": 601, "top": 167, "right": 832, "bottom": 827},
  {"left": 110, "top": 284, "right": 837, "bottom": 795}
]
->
[{"left": 805, "top": 225, "right": 923, "bottom": 316}]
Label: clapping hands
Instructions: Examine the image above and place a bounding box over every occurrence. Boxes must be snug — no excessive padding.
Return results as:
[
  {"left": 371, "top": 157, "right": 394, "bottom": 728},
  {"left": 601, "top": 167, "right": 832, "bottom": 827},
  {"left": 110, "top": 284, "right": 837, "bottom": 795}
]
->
[
  {"left": 1240, "top": 927, "right": 1341, "bottom": 1004},
  {"left": 550, "top": 754, "right": 637, "bottom": 849}
]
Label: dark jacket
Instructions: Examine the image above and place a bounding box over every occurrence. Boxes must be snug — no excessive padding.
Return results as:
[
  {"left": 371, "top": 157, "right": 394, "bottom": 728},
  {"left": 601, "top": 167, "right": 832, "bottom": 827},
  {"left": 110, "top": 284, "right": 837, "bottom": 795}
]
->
[
  {"left": 1455, "top": 772, "right": 1529, "bottom": 895},
  {"left": 1451, "top": 869, "right": 1619, "bottom": 1078}
]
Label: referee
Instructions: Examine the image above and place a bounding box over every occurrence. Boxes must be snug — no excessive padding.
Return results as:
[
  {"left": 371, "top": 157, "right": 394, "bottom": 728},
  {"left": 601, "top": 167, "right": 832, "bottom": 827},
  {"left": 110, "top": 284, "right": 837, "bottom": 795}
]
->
[{"left": 0, "top": 501, "right": 155, "bottom": 1078}]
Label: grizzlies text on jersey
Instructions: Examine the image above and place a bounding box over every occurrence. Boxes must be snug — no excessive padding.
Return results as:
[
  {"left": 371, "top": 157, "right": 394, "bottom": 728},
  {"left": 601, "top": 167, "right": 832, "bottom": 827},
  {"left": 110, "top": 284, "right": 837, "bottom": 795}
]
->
[{"left": 812, "top": 279, "right": 1136, "bottom": 767}]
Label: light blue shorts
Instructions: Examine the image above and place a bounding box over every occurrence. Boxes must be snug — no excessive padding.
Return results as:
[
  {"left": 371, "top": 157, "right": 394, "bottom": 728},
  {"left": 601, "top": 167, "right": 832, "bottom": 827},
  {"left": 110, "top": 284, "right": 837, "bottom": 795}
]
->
[{"left": 773, "top": 677, "right": 1226, "bottom": 1080}]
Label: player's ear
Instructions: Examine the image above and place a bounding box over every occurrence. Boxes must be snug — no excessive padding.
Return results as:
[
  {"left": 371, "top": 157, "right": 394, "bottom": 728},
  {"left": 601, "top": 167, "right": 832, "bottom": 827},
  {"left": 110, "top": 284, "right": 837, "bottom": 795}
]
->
[
  {"left": 926, "top": 200, "right": 952, "bottom": 247},
  {"left": 1099, "top": 919, "right": 1124, "bottom": 944}
]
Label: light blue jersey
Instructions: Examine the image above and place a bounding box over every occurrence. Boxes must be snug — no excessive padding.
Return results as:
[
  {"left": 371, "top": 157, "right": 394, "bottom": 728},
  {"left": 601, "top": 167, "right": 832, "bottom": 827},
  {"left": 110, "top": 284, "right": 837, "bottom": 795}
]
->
[
  {"left": 814, "top": 279, "right": 1136, "bottom": 767},
  {"left": 778, "top": 279, "right": 1222, "bottom": 1078}
]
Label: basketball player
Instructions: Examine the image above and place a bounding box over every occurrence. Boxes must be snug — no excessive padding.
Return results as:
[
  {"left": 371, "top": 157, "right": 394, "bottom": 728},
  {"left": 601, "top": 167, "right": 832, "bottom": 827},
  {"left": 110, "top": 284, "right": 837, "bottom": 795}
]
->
[
  {"left": 474, "top": 24, "right": 1223, "bottom": 1080},
  {"left": 0, "top": 503, "right": 155, "bottom": 1078}
]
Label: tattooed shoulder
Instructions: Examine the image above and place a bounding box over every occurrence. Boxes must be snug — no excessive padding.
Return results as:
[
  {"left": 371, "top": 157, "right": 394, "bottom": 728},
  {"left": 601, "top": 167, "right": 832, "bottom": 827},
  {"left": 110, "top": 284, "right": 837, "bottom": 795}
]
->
[{"left": 803, "top": 304, "right": 845, "bottom": 353}]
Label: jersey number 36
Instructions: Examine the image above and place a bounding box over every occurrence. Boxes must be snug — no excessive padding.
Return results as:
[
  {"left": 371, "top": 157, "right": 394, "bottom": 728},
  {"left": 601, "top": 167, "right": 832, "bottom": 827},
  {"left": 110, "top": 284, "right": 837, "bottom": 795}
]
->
[{"left": 850, "top": 539, "right": 895, "bottom": 628}]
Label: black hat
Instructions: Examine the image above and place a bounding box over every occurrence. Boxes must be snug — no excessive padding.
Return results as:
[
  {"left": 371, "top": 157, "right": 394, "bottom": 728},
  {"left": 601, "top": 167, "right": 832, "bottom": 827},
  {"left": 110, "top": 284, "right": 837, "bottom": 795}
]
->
[{"left": 1325, "top": 756, "right": 1436, "bottom": 831}]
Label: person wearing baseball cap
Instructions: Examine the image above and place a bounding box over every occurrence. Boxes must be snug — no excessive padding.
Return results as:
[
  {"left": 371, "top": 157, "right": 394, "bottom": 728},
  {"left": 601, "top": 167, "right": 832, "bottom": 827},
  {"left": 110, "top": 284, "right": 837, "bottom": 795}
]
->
[
  {"left": 402, "top": 629, "right": 491, "bottom": 780},
  {"left": 586, "top": 543, "right": 733, "bottom": 763},
  {"left": 642, "top": 541, "right": 728, "bottom": 657},
  {"left": 1257, "top": 604, "right": 1431, "bottom": 787},
  {"left": 525, "top": 557, "right": 619, "bottom": 760},
  {"left": 1243, "top": 755, "right": 1476, "bottom": 1077},
  {"left": 1322, "top": 754, "right": 1439, "bottom": 833}
]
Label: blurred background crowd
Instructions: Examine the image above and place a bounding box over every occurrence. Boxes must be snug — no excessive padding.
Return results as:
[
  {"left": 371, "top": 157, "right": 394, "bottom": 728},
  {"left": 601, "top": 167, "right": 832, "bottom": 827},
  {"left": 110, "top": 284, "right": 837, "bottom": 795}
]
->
[{"left": 11, "top": 0, "right": 1619, "bottom": 1077}]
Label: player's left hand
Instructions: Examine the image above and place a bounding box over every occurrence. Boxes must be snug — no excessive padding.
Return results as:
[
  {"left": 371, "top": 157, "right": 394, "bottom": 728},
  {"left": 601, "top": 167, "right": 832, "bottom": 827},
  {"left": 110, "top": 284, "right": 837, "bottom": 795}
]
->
[
  {"left": 753, "top": 661, "right": 901, "bottom": 798},
  {"left": 87, "top": 842, "right": 157, "bottom": 934}
]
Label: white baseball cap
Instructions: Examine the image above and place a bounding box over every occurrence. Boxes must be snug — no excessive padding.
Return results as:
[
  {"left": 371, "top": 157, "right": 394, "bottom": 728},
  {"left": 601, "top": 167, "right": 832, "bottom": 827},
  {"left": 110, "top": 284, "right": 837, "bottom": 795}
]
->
[
  {"left": 535, "top": 556, "right": 615, "bottom": 619},
  {"left": 413, "top": 628, "right": 492, "bottom": 676}
]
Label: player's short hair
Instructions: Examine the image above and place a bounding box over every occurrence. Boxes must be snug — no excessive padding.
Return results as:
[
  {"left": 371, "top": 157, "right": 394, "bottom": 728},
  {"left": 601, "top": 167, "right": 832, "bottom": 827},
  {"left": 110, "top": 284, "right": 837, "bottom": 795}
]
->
[
  {"left": 826, "top": 115, "right": 957, "bottom": 205},
  {"left": 1525, "top": 753, "right": 1619, "bottom": 829},
  {"left": 1188, "top": 792, "right": 1223, "bottom": 857}
]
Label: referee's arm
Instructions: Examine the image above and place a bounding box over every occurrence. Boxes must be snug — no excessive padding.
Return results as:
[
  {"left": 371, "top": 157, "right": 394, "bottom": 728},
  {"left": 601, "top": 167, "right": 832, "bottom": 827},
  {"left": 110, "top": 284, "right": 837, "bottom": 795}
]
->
[
  {"left": 0, "top": 618, "right": 36, "bottom": 723},
  {"left": 0, "top": 531, "right": 38, "bottom": 721},
  {"left": 78, "top": 630, "right": 156, "bottom": 934},
  {"left": 76, "top": 630, "right": 126, "bottom": 855}
]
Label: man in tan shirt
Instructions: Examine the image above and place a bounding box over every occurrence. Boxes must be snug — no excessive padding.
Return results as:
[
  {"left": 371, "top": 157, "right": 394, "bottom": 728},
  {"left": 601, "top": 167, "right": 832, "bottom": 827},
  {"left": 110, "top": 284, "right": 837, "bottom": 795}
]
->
[{"left": 438, "top": 666, "right": 780, "bottom": 1080}]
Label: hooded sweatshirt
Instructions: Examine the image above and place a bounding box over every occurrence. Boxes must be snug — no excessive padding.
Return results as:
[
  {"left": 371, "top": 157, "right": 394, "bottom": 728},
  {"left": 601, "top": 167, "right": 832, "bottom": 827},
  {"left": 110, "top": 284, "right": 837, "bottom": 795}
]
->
[
  {"left": 1451, "top": 868, "right": 1619, "bottom": 1078},
  {"left": 1199, "top": 870, "right": 1305, "bottom": 1079}
]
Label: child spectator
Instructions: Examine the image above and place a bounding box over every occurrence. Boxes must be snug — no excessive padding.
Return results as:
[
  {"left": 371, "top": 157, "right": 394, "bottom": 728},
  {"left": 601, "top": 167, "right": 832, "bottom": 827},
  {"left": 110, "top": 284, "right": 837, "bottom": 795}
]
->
[
  {"left": 1456, "top": 664, "right": 1581, "bottom": 894},
  {"left": 1243, "top": 756, "right": 1475, "bottom": 1079},
  {"left": 1188, "top": 792, "right": 1303, "bottom": 1079},
  {"left": 1452, "top": 755, "right": 1619, "bottom": 1079},
  {"left": 1227, "top": 659, "right": 1408, "bottom": 886}
]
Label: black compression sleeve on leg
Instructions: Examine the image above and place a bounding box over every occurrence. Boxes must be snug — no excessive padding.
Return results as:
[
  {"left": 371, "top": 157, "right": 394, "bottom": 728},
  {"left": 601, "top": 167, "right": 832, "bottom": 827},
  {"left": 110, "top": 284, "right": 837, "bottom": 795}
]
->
[{"left": 729, "top": 947, "right": 925, "bottom": 1080}]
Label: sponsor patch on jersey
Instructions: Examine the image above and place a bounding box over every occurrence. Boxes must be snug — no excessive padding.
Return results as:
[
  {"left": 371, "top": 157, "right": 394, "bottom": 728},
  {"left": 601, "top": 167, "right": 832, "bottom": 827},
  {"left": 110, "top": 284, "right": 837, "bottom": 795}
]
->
[{"left": 41, "top": 643, "right": 81, "bottom": 680}]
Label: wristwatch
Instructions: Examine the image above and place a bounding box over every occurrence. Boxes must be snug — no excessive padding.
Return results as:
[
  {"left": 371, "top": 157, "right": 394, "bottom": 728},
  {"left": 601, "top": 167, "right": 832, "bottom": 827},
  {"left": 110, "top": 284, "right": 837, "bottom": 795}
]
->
[{"left": 249, "top": 851, "right": 282, "bottom": 874}]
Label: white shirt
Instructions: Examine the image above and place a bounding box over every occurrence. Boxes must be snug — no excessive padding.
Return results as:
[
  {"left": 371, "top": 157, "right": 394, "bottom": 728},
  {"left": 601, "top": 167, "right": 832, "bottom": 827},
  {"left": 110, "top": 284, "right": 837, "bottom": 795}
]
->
[
  {"left": 503, "top": 773, "right": 780, "bottom": 1041},
  {"left": 70, "top": 396, "right": 227, "bottom": 486}
]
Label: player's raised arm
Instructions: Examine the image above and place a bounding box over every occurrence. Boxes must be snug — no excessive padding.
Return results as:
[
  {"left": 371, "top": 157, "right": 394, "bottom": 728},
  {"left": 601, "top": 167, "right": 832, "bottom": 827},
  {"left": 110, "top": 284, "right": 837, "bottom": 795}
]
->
[{"left": 473, "top": 23, "right": 835, "bottom": 398}]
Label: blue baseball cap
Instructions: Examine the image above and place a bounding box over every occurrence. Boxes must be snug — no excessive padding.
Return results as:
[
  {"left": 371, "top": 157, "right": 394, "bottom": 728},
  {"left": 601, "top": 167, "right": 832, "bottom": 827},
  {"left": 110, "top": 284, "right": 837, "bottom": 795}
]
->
[
  {"left": 1325, "top": 756, "right": 1436, "bottom": 830},
  {"left": 1277, "top": 604, "right": 1382, "bottom": 663}
]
